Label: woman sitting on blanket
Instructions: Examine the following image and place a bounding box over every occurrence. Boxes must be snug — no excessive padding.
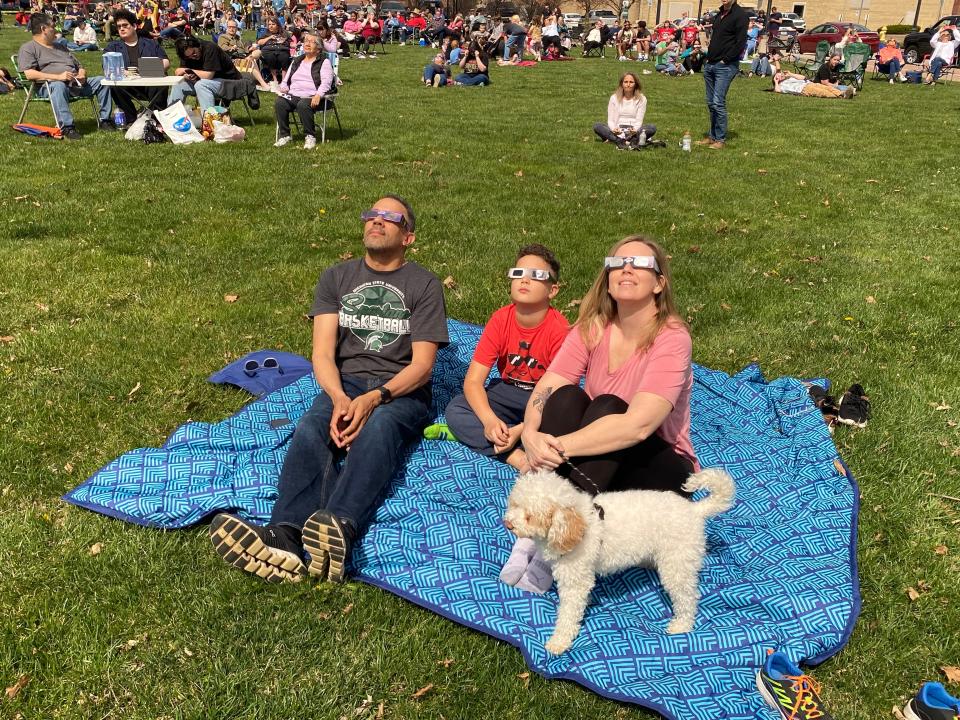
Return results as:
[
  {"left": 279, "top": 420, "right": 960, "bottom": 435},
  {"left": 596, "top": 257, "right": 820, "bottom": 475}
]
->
[
  {"left": 593, "top": 72, "right": 656, "bottom": 150},
  {"left": 500, "top": 236, "right": 699, "bottom": 594}
]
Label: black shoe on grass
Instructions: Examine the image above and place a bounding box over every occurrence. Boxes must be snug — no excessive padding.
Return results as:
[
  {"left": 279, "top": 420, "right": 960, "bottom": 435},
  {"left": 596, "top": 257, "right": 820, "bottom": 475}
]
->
[
  {"left": 837, "top": 383, "right": 870, "bottom": 428},
  {"left": 756, "top": 650, "right": 834, "bottom": 720},
  {"left": 209, "top": 514, "right": 305, "bottom": 582},
  {"left": 302, "top": 510, "right": 354, "bottom": 583},
  {"left": 808, "top": 385, "right": 839, "bottom": 433},
  {"left": 62, "top": 125, "right": 81, "bottom": 140},
  {"left": 903, "top": 682, "right": 960, "bottom": 720}
]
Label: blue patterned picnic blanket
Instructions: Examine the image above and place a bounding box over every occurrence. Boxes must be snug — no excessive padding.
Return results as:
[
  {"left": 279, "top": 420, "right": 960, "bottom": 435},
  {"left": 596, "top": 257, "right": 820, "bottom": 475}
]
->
[{"left": 65, "top": 319, "right": 860, "bottom": 720}]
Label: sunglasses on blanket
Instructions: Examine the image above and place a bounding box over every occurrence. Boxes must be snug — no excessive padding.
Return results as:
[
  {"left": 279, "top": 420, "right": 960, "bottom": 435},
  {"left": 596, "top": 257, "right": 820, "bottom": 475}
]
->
[
  {"left": 506, "top": 267, "right": 554, "bottom": 281},
  {"left": 244, "top": 357, "right": 284, "bottom": 377},
  {"left": 360, "top": 209, "right": 409, "bottom": 229},
  {"left": 604, "top": 255, "right": 661, "bottom": 273}
]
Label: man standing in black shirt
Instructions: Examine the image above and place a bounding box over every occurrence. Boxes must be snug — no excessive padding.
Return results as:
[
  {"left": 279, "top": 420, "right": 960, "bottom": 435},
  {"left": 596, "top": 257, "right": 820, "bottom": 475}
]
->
[{"left": 697, "top": 0, "right": 747, "bottom": 149}]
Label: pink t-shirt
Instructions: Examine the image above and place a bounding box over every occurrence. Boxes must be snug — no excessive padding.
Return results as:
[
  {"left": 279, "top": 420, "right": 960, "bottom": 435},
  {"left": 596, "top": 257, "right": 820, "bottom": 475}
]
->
[{"left": 547, "top": 322, "right": 698, "bottom": 469}]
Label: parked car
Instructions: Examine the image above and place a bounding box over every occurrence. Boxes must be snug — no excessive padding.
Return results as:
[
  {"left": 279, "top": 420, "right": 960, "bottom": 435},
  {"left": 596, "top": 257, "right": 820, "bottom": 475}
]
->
[
  {"left": 797, "top": 22, "right": 880, "bottom": 54},
  {"left": 378, "top": 0, "right": 407, "bottom": 17},
  {"left": 780, "top": 11, "right": 805, "bottom": 31},
  {"left": 586, "top": 9, "right": 617, "bottom": 27},
  {"left": 902, "top": 15, "right": 960, "bottom": 63},
  {"left": 561, "top": 12, "right": 582, "bottom": 26}
]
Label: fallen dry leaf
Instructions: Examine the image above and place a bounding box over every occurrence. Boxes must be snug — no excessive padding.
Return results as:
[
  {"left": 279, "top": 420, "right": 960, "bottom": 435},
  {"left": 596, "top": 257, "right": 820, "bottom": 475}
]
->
[
  {"left": 935, "top": 545, "right": 949, "bottom": 555},
  {"left": 891, "top": 705, "right": 907, "bottom": 720},
  {"left": 339, "top": 251, "right": 354, "bottom": 260},
  {"left": 934, "top": 403, "right": 953, "bottom": 411},
  {"left": 720, "top": 303, "right": 732, "bottom": 311},
  {"left": 514, "top": 170, "right": 523, "bottom": 177},
  {"left": 906, "top": 587, "right": 920, "bottom": 601},
  {"left": 669, "top": 223, "right": 677, "bottom": 232},
  {"left": 442, "top": 276, "right": 456, "bottom": 290},
  {"left": 353, "top": 695, "right": 374, "bottom": 716},
  {"left": 410, "top": 684, "right": 434, "bottom": 700},
  {"left": 376, "top": 701, "right": 384, "bottom": 718},
  {"left": 688, "top": 245, "right": 701, "bottom": 254},
  {"left": 341, "top": 603, "right": 354, "bottom": 616},
  {"left": 756, "top": 168, "right": 767, "bottom": 175},
  {"left": 5, "top": 675, "right": 29, "bottom": 700},
  {"left": 941, "top": 666, "right": 960, "bottom": 684},
  {"left": 866, "top": 296, "right": 876, "bottom": 304},
  {"left": 517, "top": 671, "right": 531, "bottom": 688},
  {"left": 223, "top": 294, "right": 239, "bottom": 303},
  {"left": 437, "top": 658, "right": 455, "bottom": 668},
  {"left": 35, "top": 302, "right": 49, "bottom": 312},
  {"left": 89, "top": 542, "right": 103, "bottom": 556},
  {"left": 0, "top": 336, "right": 14, "bottom": 344},
  {"left": 566, "top": 298, "right": 582, "bottom": 308},
  {"left": 183, "top": 647, "right": 194, "bottom": 657},
  {"left": 865, "top": 178, "right": 880, "bottom": 184},
  {"left": 127, "top": 382, "right": 142, "bottom": 399},
  {"left": 822, "top": 197, "right": 831, "bottom": 207},
  {"left": 917, "top": 579, "right": 932, "bottom": 593}
]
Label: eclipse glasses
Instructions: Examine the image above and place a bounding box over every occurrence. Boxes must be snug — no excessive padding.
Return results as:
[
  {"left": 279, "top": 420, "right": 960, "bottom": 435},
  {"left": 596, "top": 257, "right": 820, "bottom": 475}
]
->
[
  {"left": 603, "top": 255, "right": 661, "bottom": 273},
  {"left": 506, "top": 267, "right": 555, "bottom": 281}
]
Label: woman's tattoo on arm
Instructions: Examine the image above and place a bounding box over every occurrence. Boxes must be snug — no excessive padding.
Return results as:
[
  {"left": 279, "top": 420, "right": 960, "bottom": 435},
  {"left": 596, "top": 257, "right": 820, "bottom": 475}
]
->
[{"left": 532, "top": 386, "right": 554, "bottom": 414}]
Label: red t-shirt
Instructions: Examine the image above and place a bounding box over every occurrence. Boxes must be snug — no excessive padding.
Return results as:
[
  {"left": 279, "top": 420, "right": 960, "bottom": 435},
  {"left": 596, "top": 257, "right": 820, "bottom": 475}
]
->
[
  {"left": 406, "top": 15, "right": 426, "bottom": 29},
  {"left": 656, "top": 25, "right": 675, "bottom": 42},
  {"left": 473, "top": 304, "right": 570, "bottom": 391},
  {"left": 682, "top": 24, "right": 699, "bottom": 42},
  {"left": 547, "top": 321, "right": 698, "bottom": 469}
]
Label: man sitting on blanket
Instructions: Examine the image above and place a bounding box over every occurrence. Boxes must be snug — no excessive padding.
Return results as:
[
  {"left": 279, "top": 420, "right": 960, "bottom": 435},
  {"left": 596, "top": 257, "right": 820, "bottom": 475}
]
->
[{"left": 210, "top": 195, "right": 449, "bottom": 584}]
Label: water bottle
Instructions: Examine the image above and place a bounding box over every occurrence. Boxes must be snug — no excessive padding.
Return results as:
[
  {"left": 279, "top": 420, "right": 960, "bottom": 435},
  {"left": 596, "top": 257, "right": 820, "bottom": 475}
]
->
[
  {"left": 681, "top": 130, "right": 692, "bottom": 152},
  {"left": 113, "top": 109, "right": 125, "bottom": 128},
  {"left": 638, "top": 129, "right": 647, "bottom": 147}
]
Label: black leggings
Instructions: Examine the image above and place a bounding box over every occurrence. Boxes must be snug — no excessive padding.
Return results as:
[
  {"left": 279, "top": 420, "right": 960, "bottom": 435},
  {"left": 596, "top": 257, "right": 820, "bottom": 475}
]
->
[{"left": 540, "top": 384, "right": 693, "bottom": 497}]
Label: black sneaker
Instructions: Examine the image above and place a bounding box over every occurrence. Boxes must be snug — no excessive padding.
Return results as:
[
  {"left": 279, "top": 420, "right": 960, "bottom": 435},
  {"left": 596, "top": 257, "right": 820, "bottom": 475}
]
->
[
  {"left": 808, "top": 385, "right": 839, "bottom": 433},
  {"left": 209, "top": 514, "right": 305, "bottom": 582},
  {"left": 61, "top": 125, "right": 81, "bottom": 140},
  {"left": 904, "top": 682, "right": 960, "bottom": 720},
  {"left": 98, "top": 120, "right": 117, "bottom": 131},
  {"left": 756, "top": 650, "right": 835, "bottom": 720},
  {"left": 837, "top": 383, "right": 870, "bottom": 428},
  {"left": 302, "top": 510, "right": 354, "bottom": 583}
]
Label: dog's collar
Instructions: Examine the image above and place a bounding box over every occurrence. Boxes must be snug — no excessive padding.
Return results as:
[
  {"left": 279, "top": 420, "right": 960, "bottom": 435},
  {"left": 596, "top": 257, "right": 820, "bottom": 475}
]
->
[{"left": 593, "top": 502, "right": 605, "bottom": 520}]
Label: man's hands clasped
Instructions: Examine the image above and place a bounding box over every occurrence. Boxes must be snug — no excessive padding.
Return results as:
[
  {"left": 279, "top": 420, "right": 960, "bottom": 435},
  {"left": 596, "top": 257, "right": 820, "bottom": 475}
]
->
[{"left": 329, "top": 391, "right": 383, "bottom": 449}]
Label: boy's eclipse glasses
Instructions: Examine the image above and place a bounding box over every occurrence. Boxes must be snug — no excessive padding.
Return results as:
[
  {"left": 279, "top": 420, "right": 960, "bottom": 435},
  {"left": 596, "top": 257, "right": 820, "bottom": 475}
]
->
[
  {"left": 604, "top": 255, "right": 661, "bottom": 273},
  {"left": 507, "top": 267, "right": 555, "bottom": 281}
]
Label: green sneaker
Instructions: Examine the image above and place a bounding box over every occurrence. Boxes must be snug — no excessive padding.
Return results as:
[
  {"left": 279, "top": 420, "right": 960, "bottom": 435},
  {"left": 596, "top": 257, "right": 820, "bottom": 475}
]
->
[{"left": 423, "top": 423, "right": 459, "bottom": 441}]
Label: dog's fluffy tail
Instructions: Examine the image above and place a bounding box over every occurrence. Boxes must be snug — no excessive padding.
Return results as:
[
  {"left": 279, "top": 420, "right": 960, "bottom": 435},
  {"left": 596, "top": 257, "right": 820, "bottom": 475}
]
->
[{"left": 682, "top": 468, "right": 736, "bottom": 518}]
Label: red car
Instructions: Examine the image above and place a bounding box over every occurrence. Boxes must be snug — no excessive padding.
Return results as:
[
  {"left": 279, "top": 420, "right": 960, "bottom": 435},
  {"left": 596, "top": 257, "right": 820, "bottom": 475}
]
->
[{"left": 797, "top": 22, "right": 880, "bottom": 54}]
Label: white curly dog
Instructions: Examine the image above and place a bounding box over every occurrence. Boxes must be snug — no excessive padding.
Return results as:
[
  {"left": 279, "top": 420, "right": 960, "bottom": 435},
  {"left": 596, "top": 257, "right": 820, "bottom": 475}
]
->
[{"left": 503, "top": 467, "right": 735, "bottom": 655}]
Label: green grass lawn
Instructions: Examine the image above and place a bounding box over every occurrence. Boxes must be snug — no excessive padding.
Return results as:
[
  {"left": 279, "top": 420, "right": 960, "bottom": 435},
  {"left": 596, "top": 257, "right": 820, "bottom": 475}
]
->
[{"left": 2, "top": 25, "right": 960, "bottom": 718}]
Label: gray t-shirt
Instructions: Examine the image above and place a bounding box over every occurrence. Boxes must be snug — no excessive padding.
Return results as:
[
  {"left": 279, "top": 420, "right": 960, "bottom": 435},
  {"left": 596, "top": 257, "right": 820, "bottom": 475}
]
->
[
  {"left": 17, "top": 39, "right": 81, "bottom": 77},
  {"left": 311, "top": 258, "right": 449, "bottom": 380}
]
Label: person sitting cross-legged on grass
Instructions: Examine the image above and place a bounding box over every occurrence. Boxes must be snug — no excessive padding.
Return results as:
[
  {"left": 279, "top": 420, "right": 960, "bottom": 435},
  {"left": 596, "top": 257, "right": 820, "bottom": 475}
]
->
[
  {"left": 445, "top": 244, "right": 568, "bottom": 475},
  {"left": 65, "top": 18, "right": 98, "bottom": 51},
  {"left": 209, "top": 195, "right": 449, "bottom": 585},
  {"left": 593, "top": 71, "right": 657, "bottom": 150},
  {"left": 273, "top": 31, "right": 334, "bottom": 150},
  {"left": 655, "top": 40, "right": 683, "bottom": 74},
  {"left": 455, "top": 40, "right": 490, "bottom": 85},
  {"left": 168, "top": 36, "right": 243, "bottom": 113},
  {"left": 17, "top": 13, "right": 113, "bottom": 140},
  {"left": 443, "top": 244, "right": 568, "bottom": 594}
]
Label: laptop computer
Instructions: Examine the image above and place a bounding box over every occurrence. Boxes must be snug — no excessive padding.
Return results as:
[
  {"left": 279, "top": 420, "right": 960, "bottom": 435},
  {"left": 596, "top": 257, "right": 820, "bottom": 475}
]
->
[{"left": 138, "top": 57, "right": 166, "bottom": 78}]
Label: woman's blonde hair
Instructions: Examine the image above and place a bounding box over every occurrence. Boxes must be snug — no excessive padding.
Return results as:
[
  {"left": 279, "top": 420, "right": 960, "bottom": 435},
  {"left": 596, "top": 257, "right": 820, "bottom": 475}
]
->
[{"left": 575, "top": 235, "right": 686, "bottom": 350}]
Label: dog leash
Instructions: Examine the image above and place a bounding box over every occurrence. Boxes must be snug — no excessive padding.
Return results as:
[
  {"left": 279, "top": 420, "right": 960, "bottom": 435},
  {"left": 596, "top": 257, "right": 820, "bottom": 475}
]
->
[{"left": 558, "top": 451, "right": 605, "bottom": 520}]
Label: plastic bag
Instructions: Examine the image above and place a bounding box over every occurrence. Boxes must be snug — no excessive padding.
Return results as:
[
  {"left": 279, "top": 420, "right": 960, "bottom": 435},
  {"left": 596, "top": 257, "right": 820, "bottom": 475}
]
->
[
  {"left": 154, "top": 100, "right": 205, "bottom": 145},
  {"left": 213, "top": 120, "right": 246, "bottom": 143},
  {"left": 201, "top": 105, "right": 231, "bottom": 139},
  {"left": 125, "top": 110, "right": 152, "bottom": 141}
]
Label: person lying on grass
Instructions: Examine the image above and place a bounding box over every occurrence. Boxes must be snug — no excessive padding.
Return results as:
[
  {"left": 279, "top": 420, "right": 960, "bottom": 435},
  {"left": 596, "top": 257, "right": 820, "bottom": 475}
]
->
[
  {"left": 773, "top": 64, "right": 855, "bottom": 99},
  {"left": 209, "top": 195, "right": 449, "bottom": 584},
  {"left": 593, "top": 72, "right": 657, "bottom": 150}
]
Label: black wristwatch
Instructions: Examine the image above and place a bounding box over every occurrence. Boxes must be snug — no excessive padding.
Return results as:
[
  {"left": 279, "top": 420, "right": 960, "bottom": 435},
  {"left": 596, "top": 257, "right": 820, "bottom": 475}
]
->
[{"left": 377, "top": 385, "right": 393, "bottom": 404}]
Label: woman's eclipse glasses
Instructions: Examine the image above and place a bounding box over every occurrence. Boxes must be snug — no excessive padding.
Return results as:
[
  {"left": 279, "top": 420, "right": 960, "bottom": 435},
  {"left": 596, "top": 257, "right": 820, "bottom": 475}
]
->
[{"left": 604, "top": 255, "right": 661, "bottom": 273}]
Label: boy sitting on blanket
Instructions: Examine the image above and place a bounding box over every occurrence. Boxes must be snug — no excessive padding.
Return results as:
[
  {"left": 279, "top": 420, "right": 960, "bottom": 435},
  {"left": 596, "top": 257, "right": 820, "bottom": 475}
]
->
[{"left": 443, "top": 244, "right": 569, "bottom": 593}]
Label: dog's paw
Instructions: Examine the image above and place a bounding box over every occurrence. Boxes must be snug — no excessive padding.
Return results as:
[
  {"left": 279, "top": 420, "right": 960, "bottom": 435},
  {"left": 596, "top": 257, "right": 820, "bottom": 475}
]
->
[
  {"left": 544, "top": 635, "right": 571, "bottom": 655},
  {"left": 667, "top": 618, "right": 694, "bottom": 634}
]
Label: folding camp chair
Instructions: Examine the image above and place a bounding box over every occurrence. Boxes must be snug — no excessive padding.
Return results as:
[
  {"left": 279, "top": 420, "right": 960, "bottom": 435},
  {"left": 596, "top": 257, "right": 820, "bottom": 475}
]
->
[
  {"left": 11, "top": 54, "right": 98, "bottom": 128},
  {"left": 838, "top": 42, "right": 870, "bottom": 89},
  {"left": 795, "top": 40, "right": 829, "bottom": 78}
]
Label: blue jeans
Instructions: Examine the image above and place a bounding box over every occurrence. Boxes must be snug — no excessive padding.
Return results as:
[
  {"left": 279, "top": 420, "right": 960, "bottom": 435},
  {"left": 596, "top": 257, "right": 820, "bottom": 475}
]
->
[
  {"left": 445, "top": 380, "right": 529, "bottom": 458},
  {"left": 269, "top": 374, "right": 432, "bottom": 531},
  {"left": 930, "top": 57, "right": 947, "bottom": 80},
  {"left": 66, "top": 42, "right": 99, "bottom": 51},
  {"left": 423, "top": 64, "right": 447, "bottom": 84},
  {"left": 883, "top": 57, "right": 901, "bottom": 78},
  {"left": 504, "top": 32, "right": 525, "bottom": 59},
  {"left": 593, "top": 121, "right": 657, "bottom": 146},
  {"left": 455, "top": 72, "right": 489, "bottom": 85},
  {"left": 36, "top": 77, "right": 112, "bottom": 127},
  {"left": 159, "top": 26, "right": 184, "bottom": 39},
  {"left": 750, "top": 56, "right": 770, "bottom": 75},
  {"left": 703, "top": 60, "right": 738, "bottom": 142},
  {"left": 168, "top": 77, "right": 223, "bottom": 112}
]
